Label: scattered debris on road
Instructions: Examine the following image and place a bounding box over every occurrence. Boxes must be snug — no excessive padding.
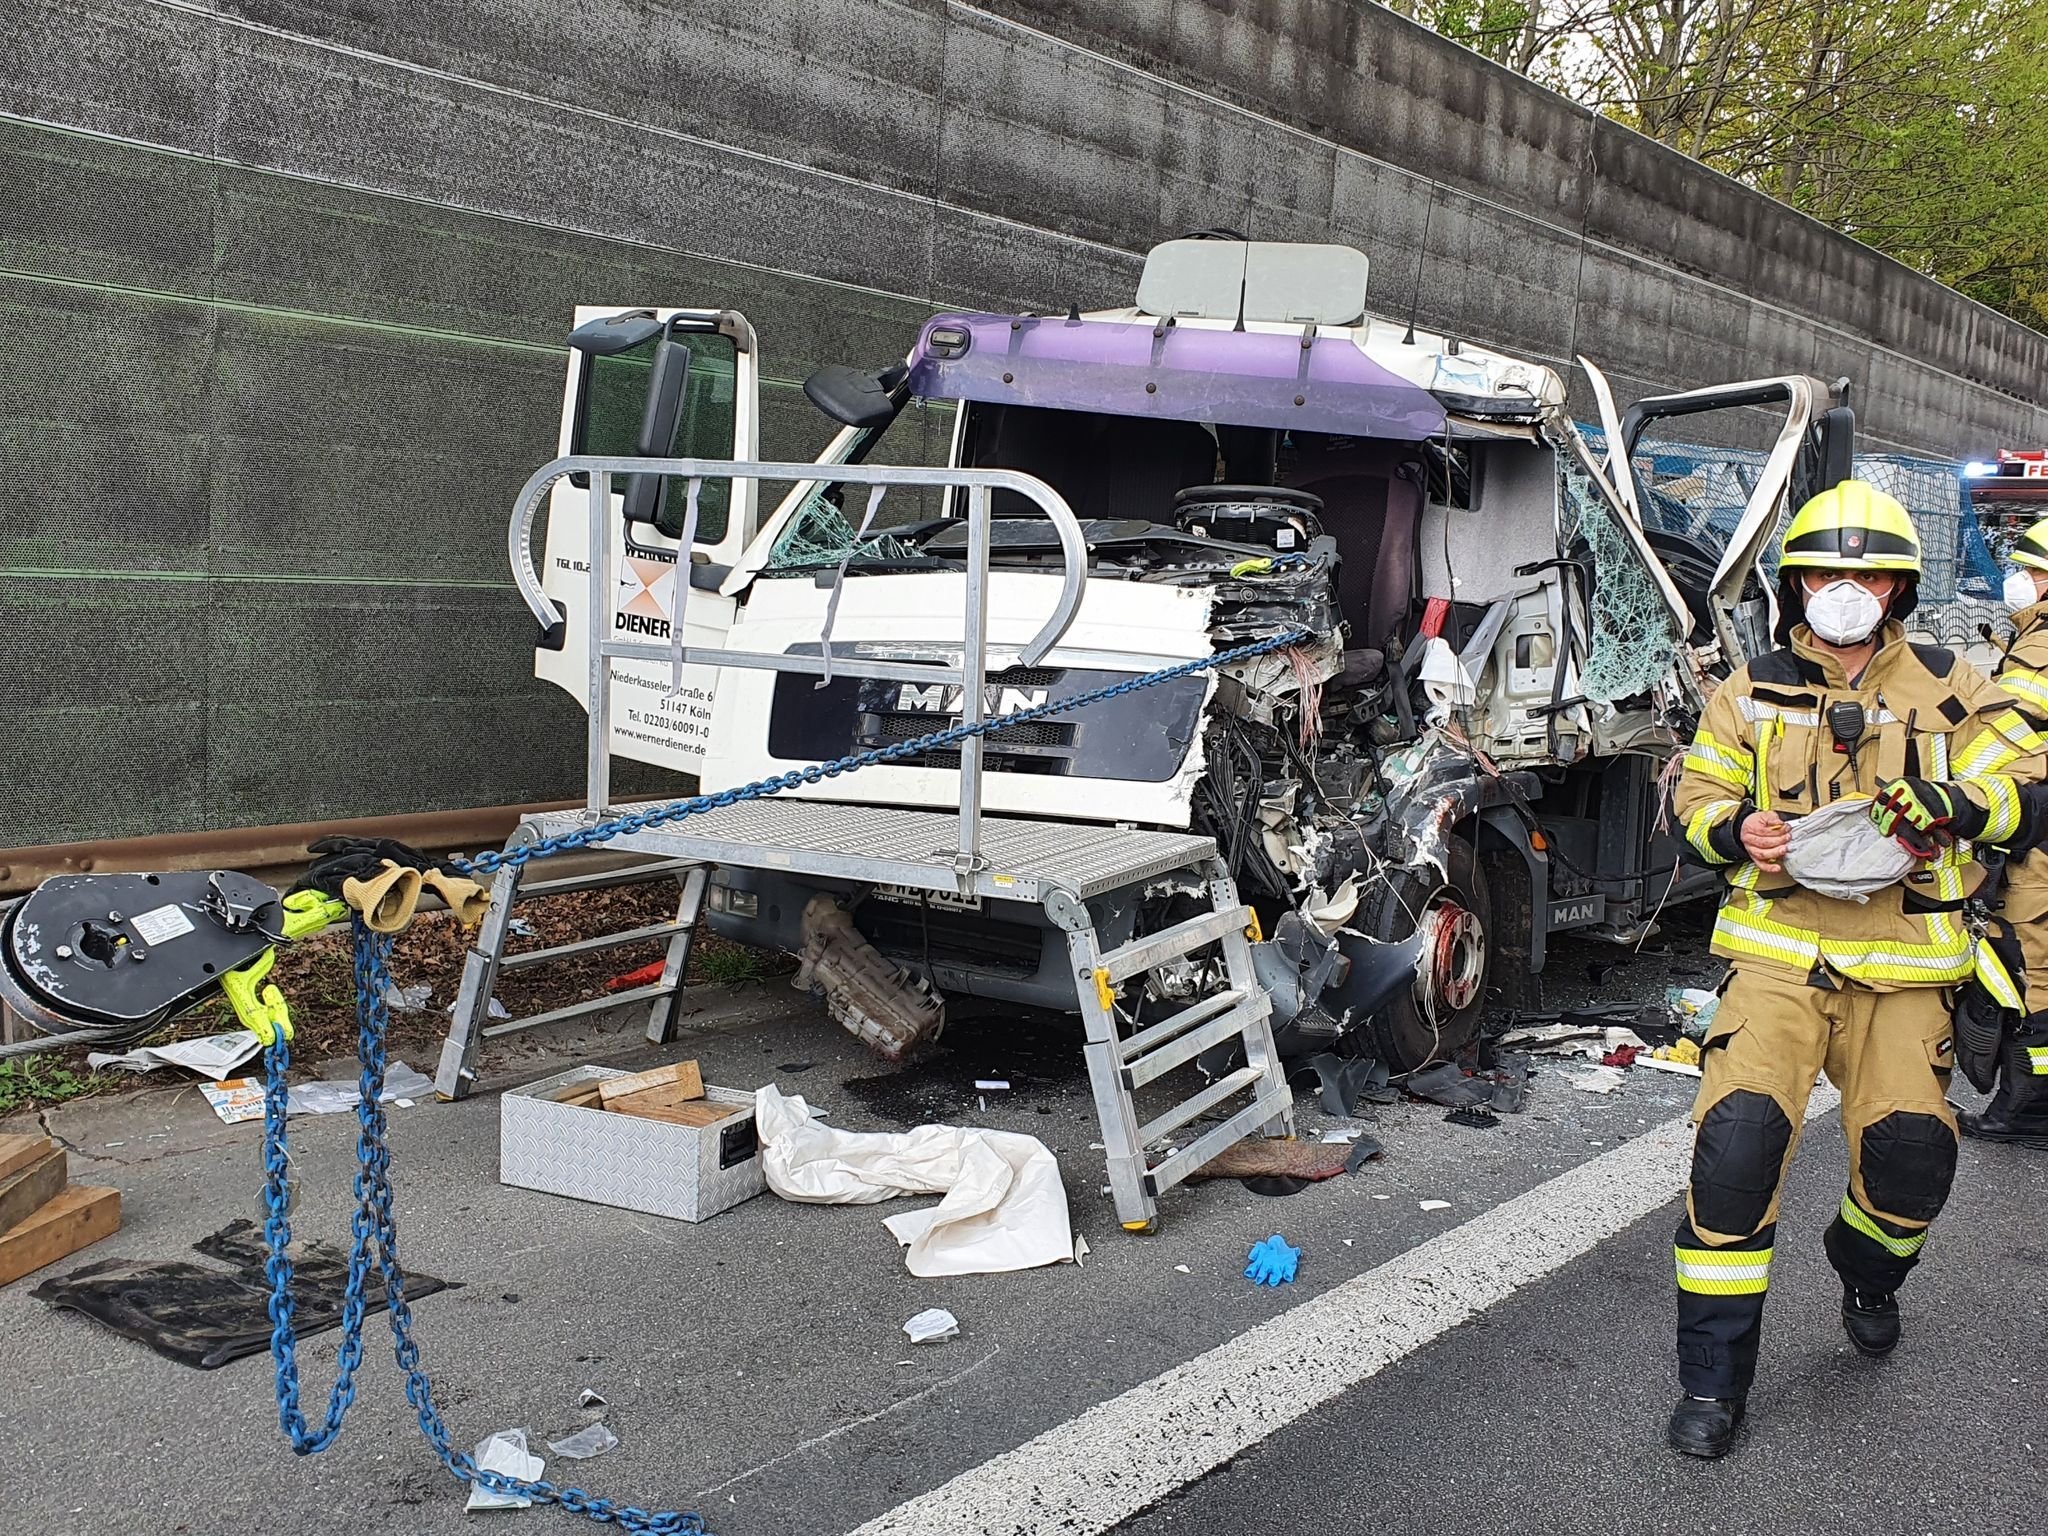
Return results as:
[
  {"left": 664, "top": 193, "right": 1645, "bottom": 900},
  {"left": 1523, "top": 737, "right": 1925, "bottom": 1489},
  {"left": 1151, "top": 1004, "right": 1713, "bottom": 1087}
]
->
[
  {"left": 903, "top": 1308, "right": 960, "bottom": 1344},
  {"left": 545, "top": 1423, "right": 619, "bottom": 1461},
  {"left": 1244, "top": 1234, "right": 1300, "bottom": 1286},
  {"left": 466, "top": 1429, "right": 543, "bottom": 1511}
]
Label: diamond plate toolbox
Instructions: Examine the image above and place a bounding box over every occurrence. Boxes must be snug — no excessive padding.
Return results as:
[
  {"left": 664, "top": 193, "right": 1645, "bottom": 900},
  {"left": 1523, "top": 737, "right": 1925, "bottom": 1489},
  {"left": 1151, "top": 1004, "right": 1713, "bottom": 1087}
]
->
[{"left": 500, "top": 1065, "right": 765, "bottom": 1222}]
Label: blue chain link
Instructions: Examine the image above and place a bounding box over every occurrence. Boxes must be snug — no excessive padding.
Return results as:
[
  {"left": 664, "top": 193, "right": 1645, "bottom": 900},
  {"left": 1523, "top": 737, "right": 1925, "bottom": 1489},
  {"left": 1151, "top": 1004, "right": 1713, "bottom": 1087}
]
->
[
  {"left": 457, "top": 629, "right": 1309, "bottom": 876},
  {"left": 260, "top": 627, "right": 1307, "bottom": 1527}
]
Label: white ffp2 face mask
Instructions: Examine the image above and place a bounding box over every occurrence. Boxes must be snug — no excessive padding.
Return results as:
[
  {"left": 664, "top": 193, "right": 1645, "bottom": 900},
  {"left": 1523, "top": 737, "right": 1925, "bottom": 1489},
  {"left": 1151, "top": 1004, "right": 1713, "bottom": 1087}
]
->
[
  {"left": 1802, "top": 578, "right": 1886, "bottom": 645},
  {"left": 2004, "top": 568, "right": 2041, "bottom": 613}
]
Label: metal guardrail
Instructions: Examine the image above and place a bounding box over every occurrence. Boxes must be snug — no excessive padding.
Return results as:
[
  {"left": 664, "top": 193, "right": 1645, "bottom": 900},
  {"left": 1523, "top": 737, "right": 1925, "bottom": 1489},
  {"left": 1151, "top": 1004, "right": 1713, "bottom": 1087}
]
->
[{"left": 506, "top": 455, "right": 1092, "bottom": 882}]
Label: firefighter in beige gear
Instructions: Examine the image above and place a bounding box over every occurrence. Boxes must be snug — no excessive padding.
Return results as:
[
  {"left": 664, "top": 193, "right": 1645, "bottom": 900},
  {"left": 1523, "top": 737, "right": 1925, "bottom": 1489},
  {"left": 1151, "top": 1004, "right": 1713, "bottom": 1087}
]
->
[
  {"left": 1957, "top": 519, "right": 2048, "bottom": 1147},
  {"left": 1667, "top": 481, "right": 2047, "bottom": 1459}
]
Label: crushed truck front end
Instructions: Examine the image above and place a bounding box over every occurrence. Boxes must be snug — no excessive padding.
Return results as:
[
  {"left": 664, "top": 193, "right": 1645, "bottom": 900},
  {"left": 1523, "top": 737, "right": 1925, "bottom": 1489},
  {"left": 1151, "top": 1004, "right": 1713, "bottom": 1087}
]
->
[{"left": 542, "top": 239, "right": 1845, "bottom": 1074}]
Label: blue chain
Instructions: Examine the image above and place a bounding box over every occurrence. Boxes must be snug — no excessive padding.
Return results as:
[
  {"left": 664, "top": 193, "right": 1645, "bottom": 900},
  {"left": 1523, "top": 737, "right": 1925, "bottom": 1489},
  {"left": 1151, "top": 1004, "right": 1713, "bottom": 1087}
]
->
[
  {"left": 260, "top": 627, "right": 1307, "bottom": 1527},
  {"left": 457, "top": 629, "right": 1309, "bottom": 876}
]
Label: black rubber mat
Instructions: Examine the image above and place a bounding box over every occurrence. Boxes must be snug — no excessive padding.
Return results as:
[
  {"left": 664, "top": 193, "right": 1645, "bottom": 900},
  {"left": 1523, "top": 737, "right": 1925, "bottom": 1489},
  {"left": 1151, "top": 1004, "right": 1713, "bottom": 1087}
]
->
[{"left": 33, "top": 1218, "right": 453, "bottom": 1370}]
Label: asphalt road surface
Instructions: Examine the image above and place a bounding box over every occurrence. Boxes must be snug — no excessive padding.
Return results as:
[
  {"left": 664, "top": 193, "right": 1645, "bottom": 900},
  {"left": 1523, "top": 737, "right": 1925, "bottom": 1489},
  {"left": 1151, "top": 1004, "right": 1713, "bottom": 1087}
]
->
[{"left": 2, "top": 936, "right": 2039, "bottom": 1536}]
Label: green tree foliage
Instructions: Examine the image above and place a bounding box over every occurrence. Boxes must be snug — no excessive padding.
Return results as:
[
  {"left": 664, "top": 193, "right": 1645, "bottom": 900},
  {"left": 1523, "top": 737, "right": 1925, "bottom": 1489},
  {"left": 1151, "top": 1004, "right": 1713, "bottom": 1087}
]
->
[{"left": 1390, "top": 0, "right": 2048, "bottom": 331}]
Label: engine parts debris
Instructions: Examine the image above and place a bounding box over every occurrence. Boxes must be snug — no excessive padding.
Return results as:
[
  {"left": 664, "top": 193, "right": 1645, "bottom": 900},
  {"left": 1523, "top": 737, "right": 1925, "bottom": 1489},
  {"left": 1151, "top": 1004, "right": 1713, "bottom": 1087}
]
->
[
  {"left": 1345, "top": 1136, "right": 1386, "bottom": 1172},
  {"left": 793, "top": 896, "right": 945, "bottom": 1061},
  {"left": 1306, "top": 1051, "right": 1398, "bottom": 1116}
]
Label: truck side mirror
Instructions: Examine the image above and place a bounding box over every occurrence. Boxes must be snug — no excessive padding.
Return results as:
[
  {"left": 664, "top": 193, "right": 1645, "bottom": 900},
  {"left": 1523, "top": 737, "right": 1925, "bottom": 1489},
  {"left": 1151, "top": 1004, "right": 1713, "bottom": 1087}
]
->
[
  {"left": 1790, "top": 404, "right": 1856, "bottom": 512},
  {"left": 1813, "top": 404, "right": 1855, "bottom": 490},
  {"left": 803, "top": 363, "right": 909, "bottom": 429},
  {"left": 622, "top": 331, "right": 692, "bottom": 527}
]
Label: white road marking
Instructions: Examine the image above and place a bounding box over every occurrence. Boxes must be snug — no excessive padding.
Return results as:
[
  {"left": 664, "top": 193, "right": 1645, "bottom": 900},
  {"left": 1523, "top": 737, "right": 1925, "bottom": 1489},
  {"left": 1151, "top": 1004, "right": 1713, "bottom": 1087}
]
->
[{"left": 852, "top": 1085, "right": 1841, "bottom": 1536}]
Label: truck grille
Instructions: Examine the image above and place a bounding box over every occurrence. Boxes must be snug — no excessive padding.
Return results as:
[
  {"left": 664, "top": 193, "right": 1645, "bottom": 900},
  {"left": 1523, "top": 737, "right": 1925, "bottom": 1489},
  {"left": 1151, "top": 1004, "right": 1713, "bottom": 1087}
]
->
[
  {"left": 874, "top": 717, "right": 1075, "bottom": 748},
  {"left": 858, "top": 903, "right": 1045, "bottom": 977}
]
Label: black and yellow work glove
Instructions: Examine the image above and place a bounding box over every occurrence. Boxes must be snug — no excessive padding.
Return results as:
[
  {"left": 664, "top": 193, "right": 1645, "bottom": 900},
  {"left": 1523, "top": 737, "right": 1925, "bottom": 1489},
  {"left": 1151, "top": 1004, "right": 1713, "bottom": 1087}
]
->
[
  {"left": 1869, "top": 776, "right": 1989, "bottom": 847},
  {"left": 295, "top": 835, "right": 488, "bottom": 932},
  {"left": 294, "top": 835, "right": 467, "bottom": 900}
]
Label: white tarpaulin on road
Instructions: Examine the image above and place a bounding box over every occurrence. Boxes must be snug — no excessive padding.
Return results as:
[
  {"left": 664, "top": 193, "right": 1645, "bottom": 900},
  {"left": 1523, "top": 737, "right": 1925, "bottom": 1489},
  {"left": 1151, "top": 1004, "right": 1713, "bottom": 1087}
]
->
[{"left": 754, "top": 1086, "right": 1074, "bottom": 1277}]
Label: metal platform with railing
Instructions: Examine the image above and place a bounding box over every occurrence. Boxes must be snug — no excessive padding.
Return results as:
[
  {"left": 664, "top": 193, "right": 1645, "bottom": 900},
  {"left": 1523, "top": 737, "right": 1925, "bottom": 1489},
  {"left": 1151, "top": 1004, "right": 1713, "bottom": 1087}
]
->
[{"left": 433, "top": 455, "right": 1293, "bottom": 1230}]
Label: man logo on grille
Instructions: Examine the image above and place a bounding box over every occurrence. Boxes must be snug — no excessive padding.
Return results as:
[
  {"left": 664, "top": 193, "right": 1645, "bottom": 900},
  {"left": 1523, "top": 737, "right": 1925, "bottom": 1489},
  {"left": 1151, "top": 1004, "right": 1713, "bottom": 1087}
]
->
[{"left": 895, "top": 683, "right": 1051, "bottom": 714}]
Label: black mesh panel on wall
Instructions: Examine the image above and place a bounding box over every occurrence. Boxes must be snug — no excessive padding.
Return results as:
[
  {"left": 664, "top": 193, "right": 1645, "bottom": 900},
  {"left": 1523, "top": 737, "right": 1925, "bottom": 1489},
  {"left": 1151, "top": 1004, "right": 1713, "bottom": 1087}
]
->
[{"left": 0, "top": 115, "right": 939, "bottom": 845}]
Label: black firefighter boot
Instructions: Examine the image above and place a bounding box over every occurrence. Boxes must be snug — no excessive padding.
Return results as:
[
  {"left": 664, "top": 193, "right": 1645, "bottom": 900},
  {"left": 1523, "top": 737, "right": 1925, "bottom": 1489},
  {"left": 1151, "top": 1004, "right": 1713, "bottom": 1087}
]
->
[
  {"left": 1959, "top": 1037, "right": 2048, "bottom": 1150},
  {"left": 1668, "top": 1395, "right": 1746, "bottom": 1459},
  {"left": 1841, "top": 1288, "right": 1902, "bottom": 1357}
]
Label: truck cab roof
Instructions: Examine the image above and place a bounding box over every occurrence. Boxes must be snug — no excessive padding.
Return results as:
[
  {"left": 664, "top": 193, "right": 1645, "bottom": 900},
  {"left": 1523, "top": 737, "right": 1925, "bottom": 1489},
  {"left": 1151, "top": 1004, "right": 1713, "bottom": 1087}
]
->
[{"left": 905, "top": 238, "right": 1565, "bottom": 432}]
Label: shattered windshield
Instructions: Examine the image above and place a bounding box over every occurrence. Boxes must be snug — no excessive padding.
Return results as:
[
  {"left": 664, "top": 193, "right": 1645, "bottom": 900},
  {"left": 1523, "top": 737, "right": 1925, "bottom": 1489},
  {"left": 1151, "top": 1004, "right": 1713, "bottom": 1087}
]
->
[
  {"left": 1557, "top": 453, "right": 1689, "bottom": 702},
  {"left": 763, "top": 486, "right": 919, "bottom": 572}
]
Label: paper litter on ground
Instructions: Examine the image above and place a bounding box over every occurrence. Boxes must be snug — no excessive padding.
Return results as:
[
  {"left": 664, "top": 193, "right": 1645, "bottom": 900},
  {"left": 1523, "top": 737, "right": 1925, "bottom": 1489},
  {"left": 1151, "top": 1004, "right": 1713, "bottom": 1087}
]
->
[
  {"left": 287, "top": 1062, "right": 435, "bottom": 1116},
  {"left": 1571, "top": 1065, "right": 1628, "bottom": 1094},
  {"left": 755, "top": 1086, "right": 1073, "bottom": 1277},
  {"left": 903, "top": 1308, "right": 959, "bottom": 1344},
  {"left": 199, "top": 1079, "right": 266, "bottom": 1125},
  {"left": 545, "top": 1424, "right": 618, "bottom": 1460},
  {"left": 1419, "top": 1199, "right": 1451, "bottom": 1212},
  {"left": 89, "top": 1030, "right": 262, "bottom": 1081}
]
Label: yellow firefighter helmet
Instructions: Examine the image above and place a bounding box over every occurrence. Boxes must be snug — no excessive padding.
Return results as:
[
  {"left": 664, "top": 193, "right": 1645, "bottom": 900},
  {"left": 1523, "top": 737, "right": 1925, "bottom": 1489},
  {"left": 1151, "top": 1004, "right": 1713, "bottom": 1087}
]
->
[{"left": 1778, "top": 480, "right": 1922, "bottom": 575}]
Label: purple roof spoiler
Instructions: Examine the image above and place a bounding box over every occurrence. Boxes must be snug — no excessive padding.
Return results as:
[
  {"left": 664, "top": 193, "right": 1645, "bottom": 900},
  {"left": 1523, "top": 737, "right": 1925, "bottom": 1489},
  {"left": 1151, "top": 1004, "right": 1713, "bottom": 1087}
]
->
[{"left": 905, "top": 313, "right": 1447, "bottom": 441}]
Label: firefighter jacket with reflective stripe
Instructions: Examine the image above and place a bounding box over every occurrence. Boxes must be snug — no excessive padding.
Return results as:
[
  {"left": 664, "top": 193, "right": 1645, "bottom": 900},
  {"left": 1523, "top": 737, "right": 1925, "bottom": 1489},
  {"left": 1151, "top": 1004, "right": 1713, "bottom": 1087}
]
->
[
  {"left": 1991, "top": 601, "right": 2048, "bottom": 1003},
  {"left": 1676, "top": 621, "right": 2048, "bottom": 989}
]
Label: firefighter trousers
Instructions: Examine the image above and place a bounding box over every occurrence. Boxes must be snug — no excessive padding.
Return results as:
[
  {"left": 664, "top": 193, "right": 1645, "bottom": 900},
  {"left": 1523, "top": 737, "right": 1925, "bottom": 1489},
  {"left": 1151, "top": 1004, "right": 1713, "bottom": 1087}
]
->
[{"left": 1674, "top": 967, "right": 1959, "bottom": 1401}]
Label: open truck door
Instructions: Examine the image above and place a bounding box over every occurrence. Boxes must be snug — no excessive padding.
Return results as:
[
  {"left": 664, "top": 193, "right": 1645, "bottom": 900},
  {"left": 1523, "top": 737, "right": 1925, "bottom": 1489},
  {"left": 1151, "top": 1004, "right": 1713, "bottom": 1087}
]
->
[
  {"left": 532, "top": 307, "right": 760, "bottom": 773},
  {"left": 1570, "top": 366, "right": 1853, "bottom": 684}
]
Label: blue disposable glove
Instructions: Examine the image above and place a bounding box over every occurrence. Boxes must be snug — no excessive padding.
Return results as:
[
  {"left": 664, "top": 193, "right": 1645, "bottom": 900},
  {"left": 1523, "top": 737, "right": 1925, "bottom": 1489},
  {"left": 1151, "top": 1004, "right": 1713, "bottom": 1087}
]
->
[{"left": 1244, "top": 1233, "right": 1301, "bottom": 1287}]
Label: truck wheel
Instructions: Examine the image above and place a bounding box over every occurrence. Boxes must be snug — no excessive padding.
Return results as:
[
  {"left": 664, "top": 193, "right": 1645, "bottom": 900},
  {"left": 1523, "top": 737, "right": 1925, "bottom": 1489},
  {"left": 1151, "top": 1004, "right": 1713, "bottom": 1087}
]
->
[{"left": 1359, "top": 832, "right": 1490, "bottom": 1073}]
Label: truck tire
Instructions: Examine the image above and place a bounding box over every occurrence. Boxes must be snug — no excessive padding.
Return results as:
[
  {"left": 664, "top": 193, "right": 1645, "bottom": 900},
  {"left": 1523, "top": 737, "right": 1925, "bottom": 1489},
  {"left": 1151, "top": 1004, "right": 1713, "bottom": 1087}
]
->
[{"left": 1358, "top": 831, "right": 1490, "bottom": 1073}]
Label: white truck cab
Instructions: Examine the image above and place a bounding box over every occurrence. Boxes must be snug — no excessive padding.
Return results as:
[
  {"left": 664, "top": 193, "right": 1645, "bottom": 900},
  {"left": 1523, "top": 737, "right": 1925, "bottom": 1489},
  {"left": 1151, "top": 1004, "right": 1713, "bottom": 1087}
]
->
[{"left": 528, "top": 238, "right": 1848, "bottom": 1074}]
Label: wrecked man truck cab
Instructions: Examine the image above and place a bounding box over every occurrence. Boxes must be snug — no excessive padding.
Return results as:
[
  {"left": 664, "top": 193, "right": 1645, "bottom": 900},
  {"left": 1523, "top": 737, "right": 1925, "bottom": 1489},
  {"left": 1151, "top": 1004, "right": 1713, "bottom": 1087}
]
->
[{"left": 532, "top": 239, "right": 1851, "bottom": 1077}]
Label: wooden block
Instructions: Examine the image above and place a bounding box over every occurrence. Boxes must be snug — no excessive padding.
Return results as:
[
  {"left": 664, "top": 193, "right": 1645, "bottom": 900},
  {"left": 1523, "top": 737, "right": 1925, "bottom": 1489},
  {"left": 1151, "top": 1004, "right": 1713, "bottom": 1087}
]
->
[
  {"left": 0, "top": 1183, "right": 120, "bottom": 1288},
  {"left": 0, "top": 1133, "right": 55, "bottom": 1183},
  {"left": 607, "top": 1097, "right": 739, "bottom": 1129},
  {"left": 0, "top": 1147, "right": 66, "bottom": 1234},
  {"left": 551, "top": 1081, "right": 606, "bottom": 1108},
  {"left": 605, "top": 1077, "right": 705, "bottom": 1117},
  {"left": 597, "top": 1060, "right": 702, "bottom": 1106}
]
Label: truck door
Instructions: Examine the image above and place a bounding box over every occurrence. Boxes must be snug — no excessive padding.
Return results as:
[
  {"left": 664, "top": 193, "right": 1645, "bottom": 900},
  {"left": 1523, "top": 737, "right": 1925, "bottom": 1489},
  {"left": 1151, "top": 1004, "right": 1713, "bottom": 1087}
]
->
[
  {"left": 532, "top": 307, "right": 760, "bottom": 773},
  {"left": 1573, "top": 363, "right": 1849, "bottom": 679}
]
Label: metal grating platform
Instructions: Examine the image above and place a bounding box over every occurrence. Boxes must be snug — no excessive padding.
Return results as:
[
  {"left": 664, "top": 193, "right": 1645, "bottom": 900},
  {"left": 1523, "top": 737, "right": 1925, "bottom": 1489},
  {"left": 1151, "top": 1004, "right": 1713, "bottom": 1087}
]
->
[{"left": 524, "top": 801, "right": 1217, "bottom": 901}]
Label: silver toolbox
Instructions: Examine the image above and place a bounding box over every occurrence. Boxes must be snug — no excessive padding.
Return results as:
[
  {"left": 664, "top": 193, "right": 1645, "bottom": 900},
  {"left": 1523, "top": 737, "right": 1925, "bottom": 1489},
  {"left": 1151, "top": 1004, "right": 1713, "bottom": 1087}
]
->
[{"left": 500, "top": 1065, "right": 764, "bottom": 1222}]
